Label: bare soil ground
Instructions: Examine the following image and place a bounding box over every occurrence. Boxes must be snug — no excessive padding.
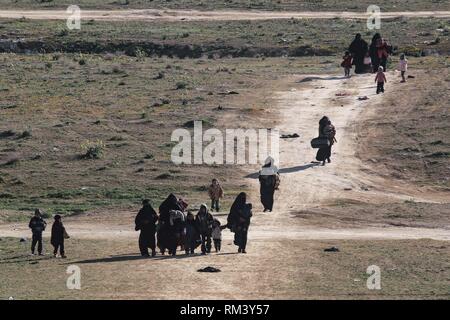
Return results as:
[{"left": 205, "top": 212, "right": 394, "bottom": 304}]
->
[
  {"left": 1, "top": 237, "right": 449, "bottom": 299},
  {"left": 1, "top": 70, "right": 449, "bottom": 299},
  {"left": 0, "top": 9, "right": 449, "bottom": 300}
]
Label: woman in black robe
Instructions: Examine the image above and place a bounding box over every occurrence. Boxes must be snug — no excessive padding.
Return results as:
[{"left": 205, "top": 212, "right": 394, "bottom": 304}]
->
[
  {"left": 369, "top": 33, "right": 382, "bottom": 72},
  {"left": 135, "top": 199, "right": 159, "bottom": 257},
  {"left": 348, "top": 33, "right": 368, "bottom": 74},
  {"left": 158, "top": 193, "right": 182, "bottom": 255},
  {"left": 227, "top": 192, "right": 252, "bottom": 253},
  {"left": 258, "top": 157, "right": 279, "bottom": 212},
  {"left": 316, "top": 116, "right": 336, "bottom": 166},
  {"left": 369, "top": 33, "right": 392, "bottom": 73}
]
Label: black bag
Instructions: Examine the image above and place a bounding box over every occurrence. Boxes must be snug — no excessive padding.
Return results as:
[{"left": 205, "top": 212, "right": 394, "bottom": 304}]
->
[
  {"left": 316, "top": 148, "right": 329, "bottom": 161},
  {"left": 311, "top": 137, "right": 330, "bottom": 149}
]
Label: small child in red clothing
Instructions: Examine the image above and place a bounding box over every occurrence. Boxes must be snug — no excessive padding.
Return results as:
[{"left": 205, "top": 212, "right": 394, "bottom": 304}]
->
[
  {"left": 341, "top": 51, "right": 353, "bottom": 77},
  {"left": 374, "top": 66, "right": 387, "bottom": 94}
]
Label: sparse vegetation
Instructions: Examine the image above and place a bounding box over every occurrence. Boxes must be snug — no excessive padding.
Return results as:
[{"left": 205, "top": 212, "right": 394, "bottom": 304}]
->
[
  {"left": 0, "top": 5, "right": 448, "bottom": 301},
  {"left": 0, "top": 18, "right": 448, "bottom": 58},
  {"left": 81, "top": 140, "right": 105, "bottom": 159},
  {"left": 357, "top": 66, "right": 450, "bottom": 188},
  {"left": 175, "top": 81, "right": 187, "bottom": 90}
]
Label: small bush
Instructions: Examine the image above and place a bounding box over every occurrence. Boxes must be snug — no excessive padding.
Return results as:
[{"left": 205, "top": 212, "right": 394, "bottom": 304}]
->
[
  {"left": 0, "top": 193, "right": 15, "bottom": 199},
  {"left": 57, "top": 29, "right": 69, "bottom": 37},
  {"left": 112, "top": 67, "right": 122, "bottom": 74},
  {"left": 176, "top": 82, "right": 187, "bottom": 90},
  {"left": 4, "top": 157, "right": 19, "bottom": 166},
  {"left": 18, "top": 130, "right": 31, "bottom": 139},
  {"left": 134, "top": 47, "right": 147, "bottom": 60},
  {"left": 81, "top": 140, "right": 105, "bottom": 159},
  {"left": 41, "top": 212, "right": 52, "bottom": 219},
  {"left": 154, "top": 72, "right": 164, "bottom": 80},
  {"left": 0, "top": 130, "right": 15, "bottom": 138},
  {"left": 155, "top": 173, "right": 172, "bottom": 180}
]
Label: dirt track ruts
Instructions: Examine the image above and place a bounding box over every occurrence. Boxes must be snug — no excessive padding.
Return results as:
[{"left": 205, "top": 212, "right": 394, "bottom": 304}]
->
[
  {"left": 1, "top": 73, "right": 449, "bottom": 241},
  {"left": 0, "top": 9, "right": 449, "bottom": 21}
]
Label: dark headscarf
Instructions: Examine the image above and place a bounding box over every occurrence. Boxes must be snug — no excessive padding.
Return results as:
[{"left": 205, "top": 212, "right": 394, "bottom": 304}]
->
[
  {"left": 319, "top": 116, "right": 330, "bottom": 137},
  {"left": 371, "top": 33, "right": 381, "bottom": 45},
  {"left": 227, "top": 192, "right": 247, "bottom": 227},
  {"left": 159, "top": 193, "right": 181, "bottom": 223},
  {"left": 231, "top": 192, "right": 246, "bottom": 211},
  {"left": 135, "top": 201, "right": 158, "bottom": 231}
]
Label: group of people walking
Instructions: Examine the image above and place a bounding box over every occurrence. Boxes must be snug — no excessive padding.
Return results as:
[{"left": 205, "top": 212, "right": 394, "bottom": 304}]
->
[
  {"left": 134, "top": 182, "right": 253, "bottom": 257},
  {"left": 25, "top": 114, "right": 337, "bottom": 259},
  {"left": 28, "top": 209, "right": 69, "bottom": 258},
  {"left": 344, "top": 33, "right": 407, "bottom": 94},
  {"left": 24, "top": 32, "right": 407, "bottom": 260},
  {"left": 347, "top": 32, "right": 393, "bottom": 75}
]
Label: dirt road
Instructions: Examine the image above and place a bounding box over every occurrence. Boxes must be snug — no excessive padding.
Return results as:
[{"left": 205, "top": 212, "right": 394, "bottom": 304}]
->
[
  {"left": 2, "top": 72, "right": 449, "bottom": 299},
  {"left": 0, "top": 9, "right": 449, "bottom": 21},
  {"left": 1, "top": 73, "right": 448, "bottom": 241}
]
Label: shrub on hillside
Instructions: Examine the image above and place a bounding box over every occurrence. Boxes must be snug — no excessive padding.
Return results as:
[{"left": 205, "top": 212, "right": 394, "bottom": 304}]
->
[{"left": 81, "top": 140, "right": 105, "bottom": 159}]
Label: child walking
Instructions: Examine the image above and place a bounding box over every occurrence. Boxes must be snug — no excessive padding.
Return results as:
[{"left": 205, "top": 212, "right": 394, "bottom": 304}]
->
[
  {"left": 50, "top": 215, "right": 68, "bottom": 258},
  {"left": 28, "top": 209, "right": 47, "bottom": 255},
  {"left": 211, "top": 218, "right": 226, "bottom": 253},
  {"left": 207, "top": 178, "right": 224, "bottom": 212},
  {"left": 341, "top": 51, "right": 353, "bottom": 77},
  {"left": 375, "top": 66, "right": 387, "bottom": 94},
  {"left": 363, "top": 52, "right": 372, "bottom": 73},
  {"left": 399, "top": 54, "right": 408, "bottom": 83},
  {"left": 184, "top": 211, "right": 199, "bottom": 255}
]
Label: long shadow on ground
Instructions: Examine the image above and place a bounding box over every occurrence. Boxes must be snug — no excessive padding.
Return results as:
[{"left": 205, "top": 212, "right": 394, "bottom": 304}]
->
[
  {"left": 0, "top": 255, "right": 53, "bottom": 264},
  {"left": 245, "top": 163, "right": 318, "bottom": 179},
  {"left": 70, "top": 251, "right": 240, "bottom": 264},
  {"left": 297, "top": 76, "right": 348, "bottom": 83}
]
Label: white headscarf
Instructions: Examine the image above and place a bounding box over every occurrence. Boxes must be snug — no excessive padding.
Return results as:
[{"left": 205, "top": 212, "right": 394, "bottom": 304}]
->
[{"left": 260, "top": 156, "right": 278, "bottom": 176}]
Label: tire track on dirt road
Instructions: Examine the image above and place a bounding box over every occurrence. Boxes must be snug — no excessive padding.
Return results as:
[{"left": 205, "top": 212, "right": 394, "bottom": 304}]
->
[
  {"left": 0, "top": 9, "right": 449, "bottom": 21},
  {"left": 0, "top": 74, "right": 449, "bottom": 241}
]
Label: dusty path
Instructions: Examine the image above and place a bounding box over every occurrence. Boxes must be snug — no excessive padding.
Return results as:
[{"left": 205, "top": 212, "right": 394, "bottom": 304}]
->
[
  {"left": 244, "top": 72, "right": 450, "bottom": 241},
  {"left": 2, "top": 72, "right": 449, "bottom": 299},
  {"left": 0, "top": 9, "right": 449, "bottom": 21},
  {"left": 1, "top": 73, "right": 449, "bottom": 242},
  {"left": 269, "top": 74, "right": 449, "bottom": 207}
]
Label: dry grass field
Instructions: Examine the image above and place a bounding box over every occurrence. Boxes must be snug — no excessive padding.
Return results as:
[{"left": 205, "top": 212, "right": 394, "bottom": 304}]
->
[{"left": 0, "top": 5, "right": 449, "bottom": 300}]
